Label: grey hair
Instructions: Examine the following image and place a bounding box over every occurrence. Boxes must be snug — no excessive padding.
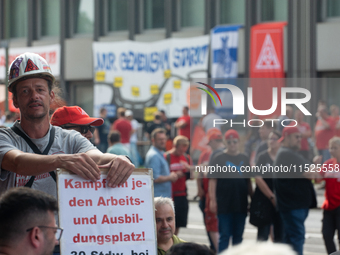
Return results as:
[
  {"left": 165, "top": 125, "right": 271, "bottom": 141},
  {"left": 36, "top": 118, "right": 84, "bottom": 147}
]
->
[
  {"left": 329, "top": 136, "right": 340, "bottom": 147},
  {"left": 220, "top": 241, "right": 297, "bottom": 255},
  {"left": 154, "top": 196, "right": 175, "bottom": 213}
]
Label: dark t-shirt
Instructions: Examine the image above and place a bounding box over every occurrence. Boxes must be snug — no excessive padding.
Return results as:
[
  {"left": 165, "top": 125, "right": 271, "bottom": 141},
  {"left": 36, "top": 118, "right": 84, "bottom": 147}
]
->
[
  {"left": 96, "top": 118, "right": 110, "bottom": 152},
  {"left": 273, "top": 147, "right": 317, "bottom": 212},
  {"left": 255, "top": 141, "right": 268, "bottom": 164},
  {"left": 146, "top": 122, "right": 165, "bottom": 135},
  {"left": 208, "top": 147, "right": 225, "bottom": 165},
  {"left": 255, "top": 150, "right": 274, "bottom": 190},
  {"left": 210, "top": 152, "right": 250, "bottom": 214}
]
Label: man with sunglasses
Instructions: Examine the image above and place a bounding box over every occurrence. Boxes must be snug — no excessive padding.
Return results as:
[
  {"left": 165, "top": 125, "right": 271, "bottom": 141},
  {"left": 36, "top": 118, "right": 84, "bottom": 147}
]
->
[
  {"left": 0, "top": 187, "right": 61, "bottom": 255},
  {"left": 274, "top": 126, "right": 317, "bottom": 255},
  {"left": 50, "top": 106, "right": 103, "bottom": 140},
  {"left": 208, "top": 129, "right": 252, "bottom": 253}
]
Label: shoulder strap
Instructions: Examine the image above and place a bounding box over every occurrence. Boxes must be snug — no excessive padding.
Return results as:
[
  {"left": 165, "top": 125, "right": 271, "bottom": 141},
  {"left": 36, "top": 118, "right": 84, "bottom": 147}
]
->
[{"left": 11, "top": 126, "right": 56, "bottom": 187}]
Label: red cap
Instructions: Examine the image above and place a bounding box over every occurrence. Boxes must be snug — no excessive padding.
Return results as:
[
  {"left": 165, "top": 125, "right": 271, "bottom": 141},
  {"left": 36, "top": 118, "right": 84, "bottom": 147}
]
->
[
  {"left": 224, "top": 129, "right": 239, "bottom": 140},
  {"left": 51, "top": 106, "right": 104, "bottom": 127},
  {"left": 278, "top": 126, "right": 300, "bottom": 142},
  {"left": 207, "top": 128, "right": 222, "bottom": 142}
]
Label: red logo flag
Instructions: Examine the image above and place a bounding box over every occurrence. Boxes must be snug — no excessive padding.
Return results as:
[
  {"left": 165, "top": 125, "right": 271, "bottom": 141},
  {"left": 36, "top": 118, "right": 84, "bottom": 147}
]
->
[{"left": 249, "top": 22, "right": 287, "bottom": 119}]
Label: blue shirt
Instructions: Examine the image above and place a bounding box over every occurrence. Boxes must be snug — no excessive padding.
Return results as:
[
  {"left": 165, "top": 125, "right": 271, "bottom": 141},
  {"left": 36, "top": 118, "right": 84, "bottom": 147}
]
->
[
  {"left": 106, "top": 143, "right": 131, "bottom": 158},
  {"left": 145, "top": 146, "right": 171, "bottom": 198}
]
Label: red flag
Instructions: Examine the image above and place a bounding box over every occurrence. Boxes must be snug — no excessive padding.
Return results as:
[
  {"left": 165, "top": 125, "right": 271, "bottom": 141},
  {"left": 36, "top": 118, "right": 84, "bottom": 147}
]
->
[{"left": 249, "top": 22, "right": 287, "bottom": 119}]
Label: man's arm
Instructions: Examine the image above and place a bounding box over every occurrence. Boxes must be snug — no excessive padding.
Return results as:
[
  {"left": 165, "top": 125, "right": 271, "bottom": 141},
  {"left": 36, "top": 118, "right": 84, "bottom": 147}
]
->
[
  {"left": 2, "top": 149, "right": 101, "bottom": 182},
  {"left": 147, "top": 155, "right": 177, "bottom": 183},
  {"left": 175, "top": 120, "right": 186, "bottom": 129},
  {"left": 208, "top": 178, "right": 217, "bottom": 214},
  {"left": 154, "top": 173, "right": 178, "bottom": 183},
  {"left": 196, "top": 177, "right": 205, "bottom": 199}
]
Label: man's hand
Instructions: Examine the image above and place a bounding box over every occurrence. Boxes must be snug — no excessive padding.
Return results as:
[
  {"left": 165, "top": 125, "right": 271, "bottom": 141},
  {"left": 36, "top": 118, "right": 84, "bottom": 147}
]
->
[
  {"left": 58, "top": 153, "right": 101, "bottom": 182},
  {"left": 313, "top": 155, "right": 322, "bottom": 164},
  {"left": 85, "top": 150, "right": 135, "bottom": 187},
  {"left": 180, "top": 160, "right": 191, "bottom": 171},
  {"left": 176, "top": 170, "right": 185, "bottom": 178},
  {"left": 98, "top": 155, "right": 135, "bottom": 187},
  {"left": 169, "top": 172, "right": 178, "bottom": 182},
  {"left": 197, "top": 186, "right": 205, "bottom": 199},
  {"left": 269, "top": 196, "right": 276, "bottom": 208}
]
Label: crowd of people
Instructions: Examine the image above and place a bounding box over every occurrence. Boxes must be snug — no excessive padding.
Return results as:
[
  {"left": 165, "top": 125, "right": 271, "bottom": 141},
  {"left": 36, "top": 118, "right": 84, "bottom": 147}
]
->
[
  {"left": 2, "top": 52, "right": 340, "bottom": 255},
  {"left": 190, "top": 103, "right": 340, "bottom": 255}
]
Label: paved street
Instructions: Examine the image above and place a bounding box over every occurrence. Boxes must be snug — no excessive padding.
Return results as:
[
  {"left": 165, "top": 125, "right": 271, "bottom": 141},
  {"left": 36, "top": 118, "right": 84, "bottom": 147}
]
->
[{"left": 176, "top": 180, "right": 329, "bottom": 255}]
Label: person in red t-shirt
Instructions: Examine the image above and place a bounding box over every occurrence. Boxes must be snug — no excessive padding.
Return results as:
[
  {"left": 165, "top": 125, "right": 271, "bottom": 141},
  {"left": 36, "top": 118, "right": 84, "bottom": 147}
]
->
[
  {"left": 295, "top": 110, "right": 312, "bottom": 160},
  {"left": 175, "top": 106, "right": 191, "bottom": 140},
  {"left": 111, "top": 107, "right": 132, "bottom": 150},
  {"left": 164, "top": 135, "right": 192, "bottom": 235},
  {"left": 314, "top": 105, "right": 336, "bottom": 163},
  {"left": 318, "top": 137, "right": 340, "bottom": 254},
  {"left": 197, "top": 128, "right": 224, "bottom": 253},
  {"left": 330, "top": 104, "right": 340, "bottom": 137}
]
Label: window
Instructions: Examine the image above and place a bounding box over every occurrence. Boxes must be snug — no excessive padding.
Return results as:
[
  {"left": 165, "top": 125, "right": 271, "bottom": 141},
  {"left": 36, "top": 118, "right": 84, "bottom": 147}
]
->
[
  {"left": 181, "top": 0, "right": 204, "bottom": 27},
  {"left": 327, "top": 0, "right": 340, "bottom": 18},
  {"left": 108, "top": 0, "right": 128, "bottom": 31},
  {"left": 41, "top": 0, "right": 60, "bottom": 36},
  {"left": 70, "top": 81, "right": 94, "bottom": 116},
  {"left": 144, "top": 0, "right": 164, "bottom": 29},
  {"left": 261, "top": 0, "right": 287, "bottom": 22},
  {"left": 220, "top": 0, "right": 245, "bottom": 25},
  {"left": 8, "top": 0, "right": 27, "bottom": 38},
  {"left": 73, "top": 0, "right": 94, "bottom": 34}
]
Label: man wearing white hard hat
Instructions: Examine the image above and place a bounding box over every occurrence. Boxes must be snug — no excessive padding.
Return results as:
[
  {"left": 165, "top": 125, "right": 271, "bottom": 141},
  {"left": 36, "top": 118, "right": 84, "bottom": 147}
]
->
[{"left": 0, "top": 52, "right": 134, "bottom": 213}]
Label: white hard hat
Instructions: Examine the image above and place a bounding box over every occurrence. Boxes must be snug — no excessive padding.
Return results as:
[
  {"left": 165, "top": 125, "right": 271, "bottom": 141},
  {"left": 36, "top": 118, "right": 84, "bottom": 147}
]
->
[{"left": 8, "top": 52, "right": 55, "bottom": 92}]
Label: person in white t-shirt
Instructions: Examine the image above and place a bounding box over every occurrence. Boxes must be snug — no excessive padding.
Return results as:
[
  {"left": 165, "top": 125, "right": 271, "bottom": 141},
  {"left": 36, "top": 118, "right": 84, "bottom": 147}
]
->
[{"left": 125, "top": 109, "right": 140, "bottom": 167}]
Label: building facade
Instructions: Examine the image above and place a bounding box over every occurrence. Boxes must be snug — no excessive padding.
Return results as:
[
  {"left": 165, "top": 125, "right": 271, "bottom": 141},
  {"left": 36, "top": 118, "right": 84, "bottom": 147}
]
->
[{"left": 0, "top": 0, "right": 339, "bottom": 117}]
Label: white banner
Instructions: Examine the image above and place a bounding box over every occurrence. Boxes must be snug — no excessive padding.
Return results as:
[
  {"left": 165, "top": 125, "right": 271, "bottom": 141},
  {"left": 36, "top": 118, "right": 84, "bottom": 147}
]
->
[
  {"left": 58, "top": 169, "right": 156, "bottom": 255},
  {"left": 92, "top": 36, "right": 209, "bottom": 119},
  {"left": 0, "top": 44, "right": 61, "bottom": 80}
]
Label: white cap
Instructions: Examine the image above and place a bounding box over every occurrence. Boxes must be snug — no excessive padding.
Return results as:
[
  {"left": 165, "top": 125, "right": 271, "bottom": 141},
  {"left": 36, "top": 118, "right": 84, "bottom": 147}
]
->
[{"left": 125, "top": 110, "right": 133, "bottom": 117}]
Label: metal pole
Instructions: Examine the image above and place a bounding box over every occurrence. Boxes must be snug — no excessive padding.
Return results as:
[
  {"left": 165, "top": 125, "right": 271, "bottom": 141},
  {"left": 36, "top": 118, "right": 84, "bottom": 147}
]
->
[{"left": 4, "top": 41, "right": 8, "bottom": 112}]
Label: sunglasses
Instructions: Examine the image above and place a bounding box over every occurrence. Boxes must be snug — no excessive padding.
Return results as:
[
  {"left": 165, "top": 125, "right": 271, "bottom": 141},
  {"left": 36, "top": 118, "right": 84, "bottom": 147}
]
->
[
  {"left": 63, "top": 125, "right": 95, "bottom": 134},
  {"left": 226, "top": 139, "right": 238, "bottom": 145}
]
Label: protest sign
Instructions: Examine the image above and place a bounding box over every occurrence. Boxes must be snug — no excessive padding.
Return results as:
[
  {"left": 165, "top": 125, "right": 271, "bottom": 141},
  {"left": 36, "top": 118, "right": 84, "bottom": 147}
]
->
[{"left": 58, "top": 169, "right": 156, "bottom": 255}]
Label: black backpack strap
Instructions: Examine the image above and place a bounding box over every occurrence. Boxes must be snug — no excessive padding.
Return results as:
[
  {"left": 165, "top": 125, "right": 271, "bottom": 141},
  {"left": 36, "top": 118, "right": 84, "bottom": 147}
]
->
[
  {"left": 184, "top": 153, "right": 191, "bottom": 180},
  {"left": 11, "top": 126, "right": 42, "bottom": 154},
  {"left": 11, "top": 126, "right": 56, "bottom": 186}
]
